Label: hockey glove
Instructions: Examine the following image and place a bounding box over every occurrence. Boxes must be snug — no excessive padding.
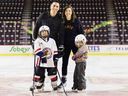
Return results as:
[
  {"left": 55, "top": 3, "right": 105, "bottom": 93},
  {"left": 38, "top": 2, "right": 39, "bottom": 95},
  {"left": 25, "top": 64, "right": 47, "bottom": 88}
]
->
[
  {"left": 53, "top": 54, "right": 59, "bottom": 63},
  {"left": 41, "top": 57, "right": 47, "bottom": 63},
  {"left": 58, "top": 45, "right": 64, "bottom": 52}
]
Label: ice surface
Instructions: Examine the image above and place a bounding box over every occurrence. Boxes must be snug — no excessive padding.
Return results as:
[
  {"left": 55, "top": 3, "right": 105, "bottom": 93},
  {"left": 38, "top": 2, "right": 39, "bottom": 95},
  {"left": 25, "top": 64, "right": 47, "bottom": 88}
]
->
[{"left": 0, "top": 55, "right": 128, "bottom": 96}]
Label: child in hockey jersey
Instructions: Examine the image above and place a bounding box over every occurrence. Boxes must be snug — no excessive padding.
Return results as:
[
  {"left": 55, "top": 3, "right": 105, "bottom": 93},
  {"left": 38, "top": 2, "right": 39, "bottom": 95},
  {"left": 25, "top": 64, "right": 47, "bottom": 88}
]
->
[
  {"left": 33, "top": 25, "right": 58, "bottom": 92},
  {"left": 72, "top": 34, "right": 88, "bottom": 91}
]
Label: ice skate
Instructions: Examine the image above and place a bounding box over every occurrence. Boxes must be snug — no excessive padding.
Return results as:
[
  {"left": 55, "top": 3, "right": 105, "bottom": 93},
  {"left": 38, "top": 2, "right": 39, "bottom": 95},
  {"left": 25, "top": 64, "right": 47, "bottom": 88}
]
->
[
  {"left": 30, "top": 82, "right": 44, "bottom": 93},
  {"left": 35, "top": 82, "right": 44, "bottom": 93},
  {"left": 30, "top": 85, "right": 35, "bottom": 92},
  {"left": 51, "top": 81, "right": 58, "bottom": 91}
]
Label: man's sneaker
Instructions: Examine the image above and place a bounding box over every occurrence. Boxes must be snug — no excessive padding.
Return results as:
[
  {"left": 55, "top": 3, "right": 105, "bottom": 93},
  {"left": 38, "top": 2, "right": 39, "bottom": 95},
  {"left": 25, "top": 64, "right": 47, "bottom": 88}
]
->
[
  {"left": 77, "top": 88, "right": 86, "bottom": 92},
  {"left": 72, "top": 86, "right": 77, "bottom": 90},
  {"left": 52, "top": 84, "right": 64, "bottom": 91},
  {"left": 59, "top": 77, "right": 67, "bottom": 87},
  {"left": 53, "top": 77, "right": 67, "bottom": 90},
  {"left": 77, "top": 89, "right": 86, "bottom": 93},
  {"left": 72, "top": 86, "right": 78, "bottom": 92}
]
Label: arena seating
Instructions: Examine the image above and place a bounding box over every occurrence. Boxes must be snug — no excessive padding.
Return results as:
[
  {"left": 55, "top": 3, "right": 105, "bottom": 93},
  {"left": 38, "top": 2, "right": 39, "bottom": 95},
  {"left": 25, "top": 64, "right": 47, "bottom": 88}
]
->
[
  {"left": 81, "top": 0, "right": 108, "bottom": 44},
  {"left": 32, "top": 0, "right": 50, "bottom": 21},
  {"left": 0, "top": 0, "right": 24, "bottom": 21},
  {"left": 0, "top": 21, "right": 21, "bottom": 45},
  {"left": 0, "top": 0, "right": 128, "bottom": 45},
  {"left": 0, "top": 0, "right": 24, "bottom": 45},
  {"left": 113, "top": 0, "right": 128, "bottom": 44}
]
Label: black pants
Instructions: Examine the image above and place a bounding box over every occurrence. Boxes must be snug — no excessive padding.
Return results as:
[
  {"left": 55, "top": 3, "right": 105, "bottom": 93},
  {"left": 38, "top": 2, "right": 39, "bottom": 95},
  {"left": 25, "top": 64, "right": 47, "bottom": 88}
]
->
[
  {"left": 62, "top": 44, "right": 77, "bottom": 76},
  {"left": 73, "top": 62, "right": 86, "bottom": 90}
]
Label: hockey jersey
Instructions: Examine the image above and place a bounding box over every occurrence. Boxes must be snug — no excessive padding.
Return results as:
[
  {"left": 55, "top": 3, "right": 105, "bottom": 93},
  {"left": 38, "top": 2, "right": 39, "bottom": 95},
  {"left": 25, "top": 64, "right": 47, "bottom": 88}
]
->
[{"left": 34, "top": 37, "right": 58, "bottom": 67}]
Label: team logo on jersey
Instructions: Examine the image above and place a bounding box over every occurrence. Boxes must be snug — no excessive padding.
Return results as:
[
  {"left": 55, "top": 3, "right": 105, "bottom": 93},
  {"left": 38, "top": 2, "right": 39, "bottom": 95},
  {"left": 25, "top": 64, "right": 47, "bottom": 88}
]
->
[{"left": 42, "top": 47, "right": 52, "bottom": 59}]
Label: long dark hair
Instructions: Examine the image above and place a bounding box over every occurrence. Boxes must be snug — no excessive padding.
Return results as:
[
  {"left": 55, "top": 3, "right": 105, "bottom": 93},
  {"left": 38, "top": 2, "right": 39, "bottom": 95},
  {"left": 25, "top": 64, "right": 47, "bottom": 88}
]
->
[{"left": 63, "top": 5, "right": 76, "bottom": 23}]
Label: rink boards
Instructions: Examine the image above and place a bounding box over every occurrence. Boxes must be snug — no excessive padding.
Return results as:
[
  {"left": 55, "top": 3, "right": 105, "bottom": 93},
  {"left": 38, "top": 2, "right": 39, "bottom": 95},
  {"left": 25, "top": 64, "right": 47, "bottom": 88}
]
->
[
  {"left": 0, "top": 45, "right": 128, "bottom": 96},
  {"left": 0, "top": 45, "right": 128, "bottom": 56}
]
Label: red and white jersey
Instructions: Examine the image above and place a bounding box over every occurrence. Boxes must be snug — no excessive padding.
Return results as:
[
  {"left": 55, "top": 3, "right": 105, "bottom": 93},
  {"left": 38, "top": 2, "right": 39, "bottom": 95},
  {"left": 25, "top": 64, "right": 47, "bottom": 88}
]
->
[{"left": 34, "top": 37, "right": 58, "bottom": 67}]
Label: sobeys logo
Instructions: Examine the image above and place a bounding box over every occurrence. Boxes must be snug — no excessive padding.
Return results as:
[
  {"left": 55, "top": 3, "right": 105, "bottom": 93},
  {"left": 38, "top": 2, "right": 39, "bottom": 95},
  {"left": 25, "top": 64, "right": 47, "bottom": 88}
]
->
[{"left": 9, "top": 46, "right": 30, "bottom": 53}]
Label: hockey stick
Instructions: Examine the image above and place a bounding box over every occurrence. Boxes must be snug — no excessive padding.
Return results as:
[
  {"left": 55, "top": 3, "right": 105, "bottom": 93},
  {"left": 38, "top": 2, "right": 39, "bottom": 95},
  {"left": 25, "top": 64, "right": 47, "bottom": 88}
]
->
[
  {"left": 84, "top": 20, "right": 113, "bottom": 33},
  {"left": 29, "top": 42, "right": 36, "bottom": 96},
  {"left": 52, "top": 51, "right": 68, "bottom": 96},
  {"left": 56, "top": 65, "right": 68, "bottom": 96},
  {"left": 29, "top": 54, "right": 35, "bottom": 96}
]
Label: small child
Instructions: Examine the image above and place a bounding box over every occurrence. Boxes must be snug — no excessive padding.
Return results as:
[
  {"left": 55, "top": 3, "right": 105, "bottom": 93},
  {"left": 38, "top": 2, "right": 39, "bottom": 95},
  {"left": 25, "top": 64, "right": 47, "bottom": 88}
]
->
[
  {"left": 72, "top": 34, "right": 88, "bottom": 91},
  {"left": 32, "top": 25, "right": 58, "bottom": 92}
]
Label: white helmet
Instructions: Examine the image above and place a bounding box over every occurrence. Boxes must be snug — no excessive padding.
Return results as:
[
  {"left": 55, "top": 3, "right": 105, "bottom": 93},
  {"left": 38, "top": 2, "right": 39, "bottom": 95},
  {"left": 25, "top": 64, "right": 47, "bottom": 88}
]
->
[
  {"left": 39, "top": 25, "right": 50, "bottom": 35},
  {"left": 75, "top": 34, "right": 87, "bottom": 43}
]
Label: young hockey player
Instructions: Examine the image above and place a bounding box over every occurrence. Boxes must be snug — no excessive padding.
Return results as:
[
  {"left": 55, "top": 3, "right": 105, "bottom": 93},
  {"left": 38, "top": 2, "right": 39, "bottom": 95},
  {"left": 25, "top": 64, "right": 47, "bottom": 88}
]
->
[
  {"left": 33, "top": 25, "right": 59, "bottom": 92},
  {"left": 72, "top": 34, "right": 88, "bottom": 91}
]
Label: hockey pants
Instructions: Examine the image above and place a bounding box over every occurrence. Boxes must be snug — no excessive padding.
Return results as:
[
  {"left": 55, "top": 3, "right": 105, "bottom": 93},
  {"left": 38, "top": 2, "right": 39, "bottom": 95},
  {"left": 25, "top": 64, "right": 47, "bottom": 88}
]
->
[{"left": 34, "top": 67, "right": 57, "bottom": 89}]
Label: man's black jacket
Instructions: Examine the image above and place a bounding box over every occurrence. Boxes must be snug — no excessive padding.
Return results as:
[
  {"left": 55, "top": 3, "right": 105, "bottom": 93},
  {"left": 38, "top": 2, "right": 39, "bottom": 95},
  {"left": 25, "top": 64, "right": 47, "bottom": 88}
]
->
[{"left": 33, "top": 12, "right": 64, "bottom": 47}]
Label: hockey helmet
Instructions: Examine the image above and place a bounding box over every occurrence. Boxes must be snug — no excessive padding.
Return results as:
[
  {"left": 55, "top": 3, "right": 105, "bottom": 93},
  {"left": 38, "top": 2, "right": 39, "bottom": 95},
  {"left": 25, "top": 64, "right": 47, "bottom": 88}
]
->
[
  {"left": 38, "top": 25, "right": 50, "bottom": 35},
  {"left": 75, "top": 34, "right": 87, "bottom": 43}
]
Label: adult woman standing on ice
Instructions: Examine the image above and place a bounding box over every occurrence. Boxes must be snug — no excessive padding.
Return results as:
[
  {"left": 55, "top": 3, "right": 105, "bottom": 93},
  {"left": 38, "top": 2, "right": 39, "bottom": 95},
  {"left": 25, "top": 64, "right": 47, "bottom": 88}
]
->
[{"left": 57, "top": 5, "right": 85, "bottom": 88}]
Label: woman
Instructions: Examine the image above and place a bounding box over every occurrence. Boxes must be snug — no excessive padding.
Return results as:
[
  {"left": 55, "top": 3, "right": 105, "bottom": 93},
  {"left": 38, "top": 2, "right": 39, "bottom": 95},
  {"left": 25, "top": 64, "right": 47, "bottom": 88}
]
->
[{"left": 58, "top": 5, "right": 85, "bottom": 89}]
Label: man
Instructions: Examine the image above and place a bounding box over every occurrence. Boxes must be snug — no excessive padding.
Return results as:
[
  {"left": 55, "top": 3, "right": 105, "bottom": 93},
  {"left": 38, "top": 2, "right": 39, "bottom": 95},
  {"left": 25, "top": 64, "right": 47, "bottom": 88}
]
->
[
  {"left": 32, "top": 0, "right": 64, "bottom": 91},
  {"left": 33, "top": 0, "right": 64, "bottom": 48}
]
